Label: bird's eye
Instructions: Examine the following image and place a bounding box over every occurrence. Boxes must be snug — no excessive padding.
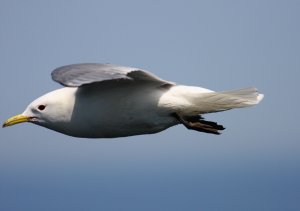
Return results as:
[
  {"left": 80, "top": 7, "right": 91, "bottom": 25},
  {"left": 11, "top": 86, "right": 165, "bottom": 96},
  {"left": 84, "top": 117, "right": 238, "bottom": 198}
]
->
[{"left": 38, "top": 105, "right": 46, "bottom": 111}]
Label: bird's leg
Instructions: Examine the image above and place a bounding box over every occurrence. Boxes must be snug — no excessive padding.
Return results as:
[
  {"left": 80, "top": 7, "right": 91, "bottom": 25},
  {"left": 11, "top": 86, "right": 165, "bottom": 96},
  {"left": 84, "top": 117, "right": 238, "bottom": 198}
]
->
[{"left": 172, "top": 113, "right": 225, "bottom": 135}]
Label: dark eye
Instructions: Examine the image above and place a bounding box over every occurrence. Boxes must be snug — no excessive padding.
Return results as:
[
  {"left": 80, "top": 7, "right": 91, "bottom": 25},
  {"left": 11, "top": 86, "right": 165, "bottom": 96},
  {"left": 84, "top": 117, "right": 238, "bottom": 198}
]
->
[{"left": 38, "top": 105, "right": 46, "bottom": 111}]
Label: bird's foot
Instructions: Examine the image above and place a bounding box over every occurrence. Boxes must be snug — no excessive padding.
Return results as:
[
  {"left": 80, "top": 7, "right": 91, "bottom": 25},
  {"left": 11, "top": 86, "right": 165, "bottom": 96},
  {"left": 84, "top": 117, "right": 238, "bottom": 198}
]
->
[{"left": 172, "top": 113, "right": 225, "bottom": 135}]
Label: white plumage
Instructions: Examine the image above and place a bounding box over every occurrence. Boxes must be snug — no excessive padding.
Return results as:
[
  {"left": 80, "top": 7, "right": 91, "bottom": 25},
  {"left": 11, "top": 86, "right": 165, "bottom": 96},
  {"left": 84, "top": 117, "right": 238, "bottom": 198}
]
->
[{"left": 3, "top": 63, "right": 263, "bottom": 138}]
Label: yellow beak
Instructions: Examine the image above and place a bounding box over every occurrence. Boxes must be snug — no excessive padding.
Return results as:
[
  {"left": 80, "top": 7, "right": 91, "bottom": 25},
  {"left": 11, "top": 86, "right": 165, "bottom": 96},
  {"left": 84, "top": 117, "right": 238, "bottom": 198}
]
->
[{"left": 2, "top": 114, "right": 31, "bottom": 128}]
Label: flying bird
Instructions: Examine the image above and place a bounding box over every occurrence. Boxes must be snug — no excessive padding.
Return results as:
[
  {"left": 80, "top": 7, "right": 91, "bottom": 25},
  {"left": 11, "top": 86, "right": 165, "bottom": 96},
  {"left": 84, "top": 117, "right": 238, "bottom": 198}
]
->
[{"left": 3, "top": 63, "right": 263, "bottom": 138}]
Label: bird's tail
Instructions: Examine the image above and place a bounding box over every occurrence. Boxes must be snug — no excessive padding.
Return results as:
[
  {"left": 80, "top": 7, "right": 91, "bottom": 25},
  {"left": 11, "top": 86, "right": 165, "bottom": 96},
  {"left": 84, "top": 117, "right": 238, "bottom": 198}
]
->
[
  {"left": 169, "top": 86, "right": 264, "bottom": 115},
  {"left": 192, "top": 87, "right": 264, "bottom": 114}
]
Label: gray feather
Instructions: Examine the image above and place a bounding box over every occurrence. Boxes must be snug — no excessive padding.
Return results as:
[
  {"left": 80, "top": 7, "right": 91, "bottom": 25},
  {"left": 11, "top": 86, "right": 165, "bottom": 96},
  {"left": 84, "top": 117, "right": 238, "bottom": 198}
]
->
[{"left": 51, "top": 63, "right": 171, "bottom": 87}]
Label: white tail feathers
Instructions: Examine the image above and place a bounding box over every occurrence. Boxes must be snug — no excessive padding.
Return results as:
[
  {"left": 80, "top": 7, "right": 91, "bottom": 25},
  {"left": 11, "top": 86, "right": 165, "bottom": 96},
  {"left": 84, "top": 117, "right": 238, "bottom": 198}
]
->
[
  {"left": 160, "top": 85, "right": 263, "bottom": 115},
  {"left": 220, "top": 87, "right": 264, "bottom": 106},
  {"left": 184, "top": 87, "right": 264, "bottom": 114}
]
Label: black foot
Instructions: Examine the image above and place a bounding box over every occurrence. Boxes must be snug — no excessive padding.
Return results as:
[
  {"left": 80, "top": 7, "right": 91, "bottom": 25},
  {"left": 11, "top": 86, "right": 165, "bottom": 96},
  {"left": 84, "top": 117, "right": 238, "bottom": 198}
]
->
[{"left": 172, "top": 113, "right": 225, "bottom": 135}]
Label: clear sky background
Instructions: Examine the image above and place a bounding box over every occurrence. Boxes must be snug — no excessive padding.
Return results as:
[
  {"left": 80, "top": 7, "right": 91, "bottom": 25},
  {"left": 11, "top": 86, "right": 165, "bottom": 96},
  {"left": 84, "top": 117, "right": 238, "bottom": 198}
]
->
[{"left": 0, "top": 0, "right": 299, "bottom": 210}]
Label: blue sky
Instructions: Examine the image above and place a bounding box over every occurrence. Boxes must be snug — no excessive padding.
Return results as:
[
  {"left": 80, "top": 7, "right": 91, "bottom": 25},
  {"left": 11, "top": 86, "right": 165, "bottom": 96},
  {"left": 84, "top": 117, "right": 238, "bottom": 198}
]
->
[{"left": 0, "top": 0, "right": 299, "bottom": 210}]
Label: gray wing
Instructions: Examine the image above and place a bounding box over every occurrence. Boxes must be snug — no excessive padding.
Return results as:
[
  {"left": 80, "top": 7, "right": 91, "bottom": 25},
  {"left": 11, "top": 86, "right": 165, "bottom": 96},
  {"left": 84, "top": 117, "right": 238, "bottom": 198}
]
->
[{"left": 51, "top": 63, "right": 173, "bottom": 87}]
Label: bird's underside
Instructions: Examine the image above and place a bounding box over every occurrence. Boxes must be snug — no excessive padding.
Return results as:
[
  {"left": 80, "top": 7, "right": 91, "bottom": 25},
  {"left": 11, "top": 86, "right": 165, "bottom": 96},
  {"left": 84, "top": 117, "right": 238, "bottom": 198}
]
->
[{"left": 173, "top": 113, "right": 225, "bottom": 135}]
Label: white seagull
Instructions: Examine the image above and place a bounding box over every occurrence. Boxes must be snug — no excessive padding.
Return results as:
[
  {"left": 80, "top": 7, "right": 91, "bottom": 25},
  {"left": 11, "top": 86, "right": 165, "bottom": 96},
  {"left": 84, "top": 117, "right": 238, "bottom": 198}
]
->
[{"left": 3, "top": 63, "right": 263, "bottom": 138}]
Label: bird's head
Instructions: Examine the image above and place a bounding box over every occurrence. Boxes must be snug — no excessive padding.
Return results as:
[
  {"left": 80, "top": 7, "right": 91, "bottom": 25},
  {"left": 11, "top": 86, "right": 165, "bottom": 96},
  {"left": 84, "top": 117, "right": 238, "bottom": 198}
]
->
[{"left": 2, "top": 88, "right": 76, "bottom": 130}]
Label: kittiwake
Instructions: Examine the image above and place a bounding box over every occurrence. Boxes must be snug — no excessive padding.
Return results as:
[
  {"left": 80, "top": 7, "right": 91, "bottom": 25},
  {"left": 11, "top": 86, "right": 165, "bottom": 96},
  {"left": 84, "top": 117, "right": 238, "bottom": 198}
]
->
[{"left": 2, "top": 63, "right": 264, "bottom": 138}]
